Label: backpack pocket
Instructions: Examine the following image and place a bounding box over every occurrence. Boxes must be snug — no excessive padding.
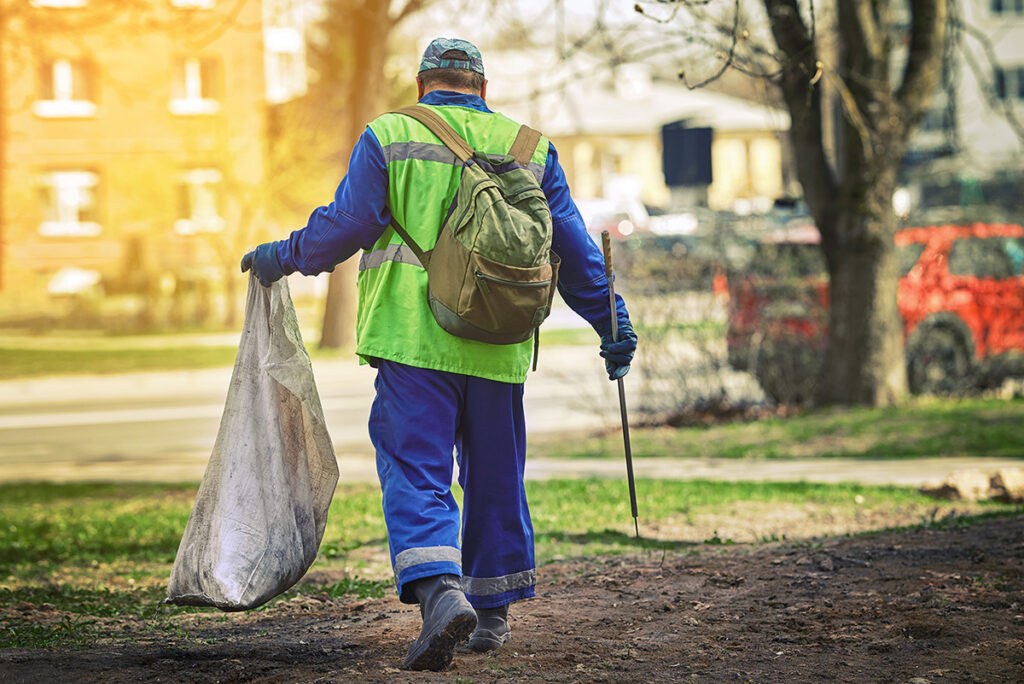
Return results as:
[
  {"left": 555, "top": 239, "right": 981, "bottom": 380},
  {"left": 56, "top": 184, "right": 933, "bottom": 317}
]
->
[
  {"left": 425, "top": 223, "right": 558, "bottom": 344},
  {"left": 464, "top": 250, "right": 554, "bottom": 338}
]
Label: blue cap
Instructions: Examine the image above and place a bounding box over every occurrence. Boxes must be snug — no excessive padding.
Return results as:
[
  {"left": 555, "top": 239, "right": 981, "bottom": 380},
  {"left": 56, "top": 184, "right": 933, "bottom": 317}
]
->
[{"left": 418, "top": 37, "right": 485, "bottom": 76}]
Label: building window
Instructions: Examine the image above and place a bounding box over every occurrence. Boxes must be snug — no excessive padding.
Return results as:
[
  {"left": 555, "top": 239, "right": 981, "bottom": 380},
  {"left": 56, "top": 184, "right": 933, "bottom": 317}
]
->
[
  {"left": 30, "top": 0, "right": 88, "bottom": 7},
  {"left": 38, "top": 171, "right": 101, "bottom": 237},
  {"left": 992, "top": 0, "right": 1024, "bottom": 15},
  {"left": 264, "top": 27, "right": 307, "bottom": 103},
  {"left": 175, "top": 169, "right": 225, "bottom": 235},
  {"left": 171, "top": 0, "right": 215, "bottom": 8},
  {"left": 169, "top": 58, "right": 221, "bottom": 116},
  {"left": 994, "top": 66, "right": 1024, "bottom": 100},
  {"left": 34, "top": 58, "right": 96, "bottom": 118}
]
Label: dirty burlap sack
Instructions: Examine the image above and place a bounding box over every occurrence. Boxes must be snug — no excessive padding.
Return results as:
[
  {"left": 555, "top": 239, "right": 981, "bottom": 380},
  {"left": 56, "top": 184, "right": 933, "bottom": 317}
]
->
[{"left": 166, "top": 276, "right": 339, "bottom": 611}]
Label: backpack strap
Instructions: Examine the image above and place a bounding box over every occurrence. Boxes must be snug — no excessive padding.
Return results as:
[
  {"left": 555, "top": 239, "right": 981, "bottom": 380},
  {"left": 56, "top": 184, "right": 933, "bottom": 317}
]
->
[
  {"left": 392, "top": 105, "right": 474, "bottom": 163},
  {"left": 386, "top": 106, "right": 543, "bottom": 264},
  {"left": 388, "top": 216, "right": 426, "bottom": 266},
  {"left": 387, "top": 104, "right": 476, "bottom": 263},
  {"left": 508, "top": 125, "right": 543, "bottom": 167}
]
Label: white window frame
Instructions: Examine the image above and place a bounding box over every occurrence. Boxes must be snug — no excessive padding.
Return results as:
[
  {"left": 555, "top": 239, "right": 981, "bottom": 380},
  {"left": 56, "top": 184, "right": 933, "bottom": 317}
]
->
[
  {"left": 169, "top": 58, "right": 221, "bottom": 116},
  {"left": 38, "top": 171, "right": 101, "bottom": 237},
  {"left": 171, "top": 0, "right": 215, "bottom": 8},
  {"left": 30, "top": 0, "right": 88, "bottom": 7},
  {"left": 33, "top": 58, "right": 97, "bottom": 118},
  {"left": 175, "top": 169, "right": 226, "bottom": 235},
  {"left": 264, "top": 27, "right": 307, "bottom": 103}
]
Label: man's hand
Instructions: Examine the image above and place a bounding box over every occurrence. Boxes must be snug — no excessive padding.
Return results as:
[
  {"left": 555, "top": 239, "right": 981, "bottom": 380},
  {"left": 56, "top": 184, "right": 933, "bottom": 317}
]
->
[
  {"left": 240, "top": 243, "right": 285, "bottom": 287},
  {"left": 600, "top": 320, "right": 637, "bottom": 381}
]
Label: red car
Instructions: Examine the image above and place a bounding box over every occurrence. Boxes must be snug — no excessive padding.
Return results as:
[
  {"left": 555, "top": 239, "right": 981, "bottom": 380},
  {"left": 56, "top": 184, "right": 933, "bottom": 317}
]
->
[{"left": 727, "top": 222, "right": 1024, "bottom": 400}]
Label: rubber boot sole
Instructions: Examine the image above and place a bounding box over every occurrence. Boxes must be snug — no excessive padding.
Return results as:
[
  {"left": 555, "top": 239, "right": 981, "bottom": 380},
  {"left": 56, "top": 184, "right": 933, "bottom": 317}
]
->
[{"left": 402, "top": 607, "right": 477, "bottom": 671}]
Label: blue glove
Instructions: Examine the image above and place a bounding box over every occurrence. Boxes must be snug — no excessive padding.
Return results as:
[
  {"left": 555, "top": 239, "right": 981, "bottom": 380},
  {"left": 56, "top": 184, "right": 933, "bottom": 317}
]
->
[
  {"left": 240, "top": 242, "right": 285, "bottom": 287},
  {"left": 600, "top": 320, "right": 637, "bottom": 380}
]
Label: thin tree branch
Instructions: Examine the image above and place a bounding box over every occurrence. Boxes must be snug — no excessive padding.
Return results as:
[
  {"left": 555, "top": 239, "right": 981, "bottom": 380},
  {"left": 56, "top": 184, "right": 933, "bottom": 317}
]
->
[
  {"left": 956, "top": 19, "right": 1024, "bottom": 146},
  {"left": 852, "top": 1, "right": 882, "bottom": 62},
  {"left": 187, "top": 0, "right": 252, "bottom": 50},
  {"left": 762, "top": 0, "right": 836, "bottom": 216},
  {"left": 896, "top": 0, "right": 948, "bottom": 129},
  {"left": 390, "top": 0, "right": 427, "bottom": 28},
  {"left": 822, "top": 64, "right": 874, "bottom": 164},
  {"left": 677, "top": 0, "right": 740, "bottom": 89}
]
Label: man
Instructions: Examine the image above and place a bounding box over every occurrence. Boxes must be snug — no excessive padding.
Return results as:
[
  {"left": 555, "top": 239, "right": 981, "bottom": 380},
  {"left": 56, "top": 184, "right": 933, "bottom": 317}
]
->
[{"left": 241, "top": 37, "right": 636, "bottom": 671}]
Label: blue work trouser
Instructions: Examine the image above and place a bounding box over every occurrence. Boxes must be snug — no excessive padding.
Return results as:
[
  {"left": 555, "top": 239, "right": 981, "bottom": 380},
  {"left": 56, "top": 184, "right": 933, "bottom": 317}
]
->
[{"left": 369, "top": 359, "right": 536, "bottom": 610}]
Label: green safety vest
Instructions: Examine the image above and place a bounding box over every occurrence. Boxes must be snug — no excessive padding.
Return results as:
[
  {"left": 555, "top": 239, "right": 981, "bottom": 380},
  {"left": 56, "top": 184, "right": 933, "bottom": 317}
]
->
[{"left": 358, "top": 104, "right": 550, "bottom": 383}]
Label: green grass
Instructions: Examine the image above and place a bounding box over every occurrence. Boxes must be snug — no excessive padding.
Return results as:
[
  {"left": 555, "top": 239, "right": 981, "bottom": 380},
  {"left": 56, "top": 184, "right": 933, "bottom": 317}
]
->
[
  {"left": 0, "top": 327, "right": 585, "bottom": 379},
  {"left": 0, "top": 346, "right": 242, "bottom": 379},
  {"left": 536, "top": 396, "right": 1024, "bottom": 461},
  {"left": 3, "top": 479, "right": 1020, "bottom": 648},
  {"left": 1, "top": 479, "right": 1011, "bottom": 582}
]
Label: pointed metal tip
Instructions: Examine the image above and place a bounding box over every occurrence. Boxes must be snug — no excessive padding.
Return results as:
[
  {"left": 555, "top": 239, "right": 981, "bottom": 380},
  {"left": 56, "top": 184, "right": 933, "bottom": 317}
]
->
[{"left": 634, "top": 518, "right": 640, "bottom": 540}]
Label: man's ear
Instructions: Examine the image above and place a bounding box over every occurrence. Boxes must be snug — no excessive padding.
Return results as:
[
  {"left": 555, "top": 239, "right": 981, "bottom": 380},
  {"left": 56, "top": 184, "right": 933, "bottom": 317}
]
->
[
  {"left": 480, "top": 79, "right": 487, "bottom": 101},
  {"left": 416, "top": 76, "right": 425, "bottom": 99}
]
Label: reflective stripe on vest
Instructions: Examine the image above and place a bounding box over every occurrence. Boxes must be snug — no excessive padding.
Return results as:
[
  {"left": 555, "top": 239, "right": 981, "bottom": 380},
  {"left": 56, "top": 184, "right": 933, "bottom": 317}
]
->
[
  {"left": 381, "top": 141, "right": 545, "bottom": 184},
  {"left": 358, "top": 243, "right": 423, "bottom": 271}
]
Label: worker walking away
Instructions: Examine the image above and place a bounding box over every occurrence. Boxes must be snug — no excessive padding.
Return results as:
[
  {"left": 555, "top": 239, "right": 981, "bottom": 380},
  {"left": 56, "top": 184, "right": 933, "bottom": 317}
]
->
[{"left": 241, "top": 37, "right": 637, "bottom": 671}]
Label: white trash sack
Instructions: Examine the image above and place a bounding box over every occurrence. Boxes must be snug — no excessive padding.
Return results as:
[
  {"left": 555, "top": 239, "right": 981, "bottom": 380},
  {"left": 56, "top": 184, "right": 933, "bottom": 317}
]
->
[{"left": 166, "top": 276, "right": 339, "bottom": 611}]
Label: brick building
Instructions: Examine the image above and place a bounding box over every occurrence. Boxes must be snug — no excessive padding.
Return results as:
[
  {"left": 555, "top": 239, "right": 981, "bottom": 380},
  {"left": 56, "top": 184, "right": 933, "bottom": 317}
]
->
[{"left": 1, "top": 0, "right": 307, "bottom": 324}]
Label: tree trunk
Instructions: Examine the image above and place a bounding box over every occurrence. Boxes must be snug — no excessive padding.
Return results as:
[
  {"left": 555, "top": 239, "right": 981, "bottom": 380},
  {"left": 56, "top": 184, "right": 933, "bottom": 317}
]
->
[
  {"left": 816, "top": 188, "right": 907, "bottom": 405},
  {"left": 318, "top": 1, "right": 391, "bottom": 350},
  {"left": 319, "top": 258, "right": 359, "bottom": 348}
]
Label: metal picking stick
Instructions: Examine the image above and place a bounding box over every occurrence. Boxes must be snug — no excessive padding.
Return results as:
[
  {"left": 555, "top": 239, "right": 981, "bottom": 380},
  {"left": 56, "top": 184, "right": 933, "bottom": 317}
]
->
[{"left": 601, "top": 231, "right": 639, "bottom": 539}]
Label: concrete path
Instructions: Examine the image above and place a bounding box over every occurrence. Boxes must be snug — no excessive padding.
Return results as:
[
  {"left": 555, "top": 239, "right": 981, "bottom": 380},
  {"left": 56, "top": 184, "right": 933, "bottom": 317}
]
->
[
  {"left": 0, "top": 345, "right": 1017, "bottom": 488},
  {"left": 7, "top": 452, "right": 1019, "bottom": 489}
]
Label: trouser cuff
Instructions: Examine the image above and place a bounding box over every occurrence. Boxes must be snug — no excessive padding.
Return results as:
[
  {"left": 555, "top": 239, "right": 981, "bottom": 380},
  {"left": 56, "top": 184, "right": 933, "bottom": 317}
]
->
[
  {"left": 394, "top": 546, "right": 463, "bottom": 604},
  {"left": 462, "top": 568, "right": 536, "bottom": 609}
]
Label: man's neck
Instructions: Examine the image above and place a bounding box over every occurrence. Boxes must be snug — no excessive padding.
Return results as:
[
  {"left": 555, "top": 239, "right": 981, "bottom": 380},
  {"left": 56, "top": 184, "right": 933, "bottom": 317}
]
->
[{"left": 422, "top": 86, "right": 480, "bottom": 97}]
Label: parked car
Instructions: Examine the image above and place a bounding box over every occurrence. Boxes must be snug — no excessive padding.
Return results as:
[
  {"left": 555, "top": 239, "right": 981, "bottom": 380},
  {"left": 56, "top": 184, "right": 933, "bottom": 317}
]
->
[
  {"left": 726, "top": 222, "right": 1024, "bottom": 400},
  {"left": 575, "top": 198, "right": 650, "bottom": 239}
]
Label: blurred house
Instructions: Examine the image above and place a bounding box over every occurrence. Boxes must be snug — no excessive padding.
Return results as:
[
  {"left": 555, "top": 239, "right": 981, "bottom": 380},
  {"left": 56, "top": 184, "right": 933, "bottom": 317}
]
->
[
  {"left": 0, "top": 0, "right": 308, "bottom": 322},
  {"left": 902, "top": 0, "right": 1024, "bottom": 214},
  {"left": 488, "top": 53, "right": 794, "bottom": 215}
]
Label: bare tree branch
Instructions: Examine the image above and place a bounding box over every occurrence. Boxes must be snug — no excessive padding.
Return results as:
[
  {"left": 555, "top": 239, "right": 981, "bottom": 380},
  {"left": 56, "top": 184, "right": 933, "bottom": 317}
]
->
[
  {"left": 852, "top": 2, "right": 883, "bottom": 62},
  {"left": 821, "top": 63, "right": 874, "bottom": 165},
  {"left": 895, "top": 0, "right": 948, "bottom": 134},
  {"left": 677, "top": 0, "right": 740, "bottom": 89},
  {"left": 956, "top": 18, "right": 1024, "bottom": 147},
  {"left": 762, "top": 0, "right": 836, "bottom": 220},
  {"left": 390, "top": 0, "right": 427, "bottom": 28},
  {"left": 187, "top": 0, "right": 253, "bottom": 50}
]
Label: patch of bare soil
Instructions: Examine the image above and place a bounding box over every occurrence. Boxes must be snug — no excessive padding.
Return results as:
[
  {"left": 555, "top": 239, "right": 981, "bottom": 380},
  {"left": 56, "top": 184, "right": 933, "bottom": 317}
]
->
[{"left": 3, "top": 515, "right": 1023, "bottom": 683}]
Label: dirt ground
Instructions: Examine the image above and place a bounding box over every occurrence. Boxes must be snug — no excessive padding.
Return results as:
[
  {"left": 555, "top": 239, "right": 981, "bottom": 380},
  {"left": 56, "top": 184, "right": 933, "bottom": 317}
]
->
[{"left": 2, "top": 514, "right": 1023, "bottom": 683}]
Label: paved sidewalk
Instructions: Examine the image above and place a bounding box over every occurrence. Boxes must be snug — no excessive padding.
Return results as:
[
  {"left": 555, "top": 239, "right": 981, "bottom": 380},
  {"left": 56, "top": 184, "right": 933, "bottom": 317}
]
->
[
  {"left": 2, "top": 449, "right": 1018, "bottom": 489},
  {"left": 1, "top": 340, "right": 1017, "bottom": 489}
]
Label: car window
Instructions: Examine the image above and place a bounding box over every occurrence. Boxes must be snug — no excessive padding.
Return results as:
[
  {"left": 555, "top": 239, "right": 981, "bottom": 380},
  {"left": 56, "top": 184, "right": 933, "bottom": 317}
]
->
[
  {"left": 897, "top": 243, "right": 926, "bottom": 277},
  {"left": 1004, "top": 237, "right": 1024, "bottom": 276},
  {"left": 948, "top": 237, "right": 1014, "bottom": 279}
]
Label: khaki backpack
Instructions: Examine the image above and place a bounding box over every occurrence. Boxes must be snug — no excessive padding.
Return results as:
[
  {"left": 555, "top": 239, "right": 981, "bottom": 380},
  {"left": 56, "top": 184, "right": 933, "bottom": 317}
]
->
[{"left": 388, "top": 105, "right": 560, "bottom": 357}]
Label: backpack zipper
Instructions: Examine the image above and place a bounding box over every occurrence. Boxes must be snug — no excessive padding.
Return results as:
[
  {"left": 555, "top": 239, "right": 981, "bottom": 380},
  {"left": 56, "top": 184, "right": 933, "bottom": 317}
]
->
[{"left": 475, "top": 271, "right": 551, "bottom": 294}]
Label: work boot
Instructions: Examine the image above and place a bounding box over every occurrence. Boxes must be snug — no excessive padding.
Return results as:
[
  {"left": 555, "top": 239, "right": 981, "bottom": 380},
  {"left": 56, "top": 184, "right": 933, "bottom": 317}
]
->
[
  {"left": 465, "top": 604, "right": 511, "bottom": 653},
  {"left": 401, "top": 574, "right": 477, "bottom": 671}
]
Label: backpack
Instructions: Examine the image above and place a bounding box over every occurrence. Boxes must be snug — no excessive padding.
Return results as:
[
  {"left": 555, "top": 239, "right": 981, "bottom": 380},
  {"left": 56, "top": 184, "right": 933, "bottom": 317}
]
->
[{"left": 387, "top": 105, "right": 560, "bottom": 355}]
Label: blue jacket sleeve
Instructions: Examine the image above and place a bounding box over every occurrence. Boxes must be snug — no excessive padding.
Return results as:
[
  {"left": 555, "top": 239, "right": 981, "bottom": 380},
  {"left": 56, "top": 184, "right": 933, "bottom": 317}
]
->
[
  {"left": 542, "top": 142, "right": 628, "bottom": 338},
  {"left": 275, "top": 128, "right": 391, "bottom": 276}
]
